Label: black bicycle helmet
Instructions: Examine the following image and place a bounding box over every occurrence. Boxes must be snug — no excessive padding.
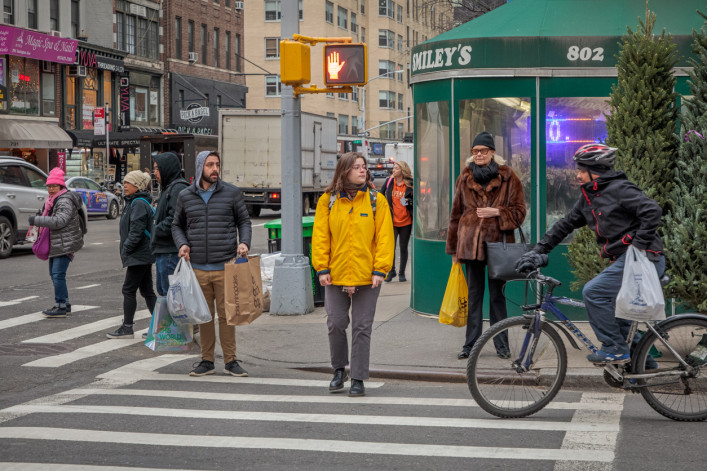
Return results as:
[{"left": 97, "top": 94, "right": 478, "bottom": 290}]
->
[{"left": 573, "top": 144, "right": 617, "bottom": 168}]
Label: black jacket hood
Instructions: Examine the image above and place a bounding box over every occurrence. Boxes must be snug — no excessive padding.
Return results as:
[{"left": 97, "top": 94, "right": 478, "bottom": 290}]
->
[{"left": 154, "top": 152, "right": 183, "bottom": 188}]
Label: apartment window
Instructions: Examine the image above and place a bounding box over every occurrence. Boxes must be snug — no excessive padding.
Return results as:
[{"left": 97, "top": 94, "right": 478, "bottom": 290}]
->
[
  {"left": 378, "top": 60, "right": 395, "bottom": 78},
  {"left": 50, "top": 0, "right": 59, "bottom": 30},
  {"left": 265, "top": 38, "right": 280, "bottom": 59},
  {"left": 325, "top": 1, "right": 333, "bottom": 23},
  {"left": 361, "top": 0, "right": 365, "bottom": 14},
  {"left": 398, "top": 35, "right": 403, "bottom": 53},
  {"left": 397, "top": 4, "right": 403, "bottom": 22},
  {"left": 42, "top": 72, "right": 56, "bottom": 116},
  {"left": 351, "top": 12, "right": 357, "bottom": 33},
  {"left": 265, "top": 0, "right": 303, "bottom": 21},
  {"left": 378, "top": 30, "right": 394, "bottom": 48},
  {"left": 398, "top": 122, "right": 404, "bottom": 139},
  {"left": 352, "top": 86, "right": 359, "bottom": 103},
  {"left": 379, "top": 122, "right": 395, "bottom": 139},
  {"left": 338, "top": 92, "right": 348, "bottom": 100},
  {"left": 188, "top": 20, "right": 195, "bottom": 52},
  {"left": 126, "top": 15, "right": 136, "bottom": 53},
  {"left": 326, "top": 92, "right": 334, "bottom": 98},
  {"left": 326, "top": 112, "right": 335, "bottom": 118},
  {"left": 235, "top": 34, "right": 242, "bottom": 72},
  {"left": 27, "top": 0, "right": 37, "bottom": 29},
  {"left": 116, "top": 3, "right": 159, "bottom": 59},
  {"left": 431, "top": 6, "right": 435, "bottom": 29},
  {"left": 175, "top": 17, "right": 182, "bottom": 59},
  {"left": 213, "top": 28, "right": 220, "bottom": 67},
  {"left": 407, "top": 0, "right": 409, "bottom": 17},
  {"left": 338, "top": 115, "right": 349, "bottom": 135},
  {"left": 136, "top": 18, "right": 147, "bottom": 56},
  {"left": 397, "top": 64, "right": 404, "bottom": 81},
  {"left": 3, "top": 0, "right": 14, "bottom": 24},
  {"left": 361, "top": 27, "right": 365, "bottom": 43},
  {"left": 201, "top": 24, "right": 207, "bottom": 64},
  {"left": 337, "top": 7, "right": 347, "bottom": 29},
  {"left": 398, "top": 93, "right": 404, "bottom": 110},
  {"left": 217, "top": 95, "right": 222, "bottom": 107},
  {"left": 379, "top": 90, "right": 395, "bottom": 109},
  {"left": 379, "top": 0, "right": 394, "bottom": 18},
  {"left": 225, "top": 31, "right": 231, "bottom": 69},
  {"left": 351, "top": 116, "right": 359, "bottom": 135},
  {"left": 265, "top": 75, "right": 281, "bottom": 96},
  {"left": 71, "top": 0, "right": 79, "bottom": 38}
]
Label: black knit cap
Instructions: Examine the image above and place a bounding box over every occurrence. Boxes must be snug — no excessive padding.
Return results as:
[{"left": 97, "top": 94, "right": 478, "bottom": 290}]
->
[{"left": 472, "top": 131, "right": 495, "bottom": 150}]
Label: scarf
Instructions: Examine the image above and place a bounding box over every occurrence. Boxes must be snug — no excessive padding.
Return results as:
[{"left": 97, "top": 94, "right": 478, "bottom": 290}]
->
[
  {"left": 343, "top": 181, "right": 364, "bottom": 199},
  {"left": 43, "top": 188, "right": 68, "bottom": 216},
  {"left": 470, "top": 160, "right": 499, "bottom": 187}
]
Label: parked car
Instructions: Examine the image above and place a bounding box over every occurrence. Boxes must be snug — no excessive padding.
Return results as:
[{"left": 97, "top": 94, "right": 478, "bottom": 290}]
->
[
  {"left": 0, "top": 157, "right": 88, "bottom": 258},
  {"left": 65, "top": 176, "right": 121, "bottom": 219}
]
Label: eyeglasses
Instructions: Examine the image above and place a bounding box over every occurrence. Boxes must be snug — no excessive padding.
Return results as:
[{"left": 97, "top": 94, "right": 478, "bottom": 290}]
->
[
  {"left": 471, "top": 148, "right": 491, "bottom": 156},
  {"left": 351, "top": 165, "right": 367, "bottom": 171},
  {"left": 46, "top": 184, "right": 61, "bottom": 189}
]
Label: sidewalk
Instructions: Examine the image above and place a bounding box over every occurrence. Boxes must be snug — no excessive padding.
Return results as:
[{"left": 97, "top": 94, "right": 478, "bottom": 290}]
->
[{"left": 237, "top": 280, "right": 606, "bottom": 388}]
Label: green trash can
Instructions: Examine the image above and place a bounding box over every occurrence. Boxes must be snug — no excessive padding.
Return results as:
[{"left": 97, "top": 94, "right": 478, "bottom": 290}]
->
[{"left": 264, "top": 216, "right": 324, "bottom": 306}]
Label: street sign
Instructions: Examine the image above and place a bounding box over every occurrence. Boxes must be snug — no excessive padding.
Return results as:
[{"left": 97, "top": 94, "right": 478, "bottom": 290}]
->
[
  {"left": 323, "top": 43, "right": 367, "bottom": 86},
  {"left": 94, "top": 107, "right": 105, "bottom": 135}
]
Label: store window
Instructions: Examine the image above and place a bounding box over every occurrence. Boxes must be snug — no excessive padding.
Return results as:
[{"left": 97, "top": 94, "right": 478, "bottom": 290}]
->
[
  {"left": 8, "top": 57, "right": 40, "bottom": 115},
  {"left": 415, "top": 101, "right": 450, "bottom": 240},
  {"left": 41, "top": 73, "right": 56, "bottom": 116},
  {"left": 545, "top": 97, "right": 610, "bottom": 239},
  {"left": 64, "top": 74, "right": 77, "bottom": 128},
  {"left": 81, "top": 67, "right": 98, "bottom": 129},
  {"left": 459, "top": 97, "right": 532, "bottom": 235},
  {"left": 131, "top": 86, "right": 148, "bottom": 123}
]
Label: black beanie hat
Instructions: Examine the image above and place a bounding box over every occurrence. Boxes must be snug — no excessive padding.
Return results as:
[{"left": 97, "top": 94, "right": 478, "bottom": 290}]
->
[{"left": 472, "top": 131, "right": 495, "bottom": 150}]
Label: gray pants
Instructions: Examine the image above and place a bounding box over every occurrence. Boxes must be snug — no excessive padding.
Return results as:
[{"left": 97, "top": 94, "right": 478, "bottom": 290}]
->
[{"left": 325, "top": 284, "right": 382, "bottom": 381}]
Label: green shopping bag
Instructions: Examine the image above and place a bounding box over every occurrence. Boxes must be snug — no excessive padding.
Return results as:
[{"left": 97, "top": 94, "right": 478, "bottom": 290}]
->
[{"left": 145, "top": 296, "right": 194, "bottom": 352}]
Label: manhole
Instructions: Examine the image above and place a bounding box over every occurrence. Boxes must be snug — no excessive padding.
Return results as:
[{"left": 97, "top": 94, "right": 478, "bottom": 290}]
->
[{"left": 0, "top": 343, "right": 75, "bottom": 356}]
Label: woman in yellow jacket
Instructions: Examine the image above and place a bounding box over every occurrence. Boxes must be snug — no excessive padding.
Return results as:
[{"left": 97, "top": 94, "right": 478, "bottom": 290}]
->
[{"left": 313, "top": 152, "right": 394, "bottom": 397}]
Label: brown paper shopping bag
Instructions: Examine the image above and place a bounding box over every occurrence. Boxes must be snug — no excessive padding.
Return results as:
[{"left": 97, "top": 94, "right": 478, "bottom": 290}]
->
[{"left": 225, "top": 255, "right": 264, "bottom": 326}]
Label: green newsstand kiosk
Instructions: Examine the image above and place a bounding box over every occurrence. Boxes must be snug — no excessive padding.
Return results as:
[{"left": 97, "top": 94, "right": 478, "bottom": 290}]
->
[{"left": 409, "top": 0, "right": 700, "bottom": 317}]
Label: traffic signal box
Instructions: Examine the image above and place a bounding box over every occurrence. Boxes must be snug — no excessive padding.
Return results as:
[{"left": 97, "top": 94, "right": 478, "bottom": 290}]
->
[
  {"left": 280, "top": 40, "right": 311, "bottom": 85},
  {"left": 323, "top": 43, "right": 367, "bottom": 86}
]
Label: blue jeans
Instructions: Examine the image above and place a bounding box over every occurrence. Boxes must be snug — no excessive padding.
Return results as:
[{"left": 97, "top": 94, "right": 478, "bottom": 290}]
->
[
  {"left": 582, "top": 251, "right": 666, "bottom": 355},
  {"left": 155, "top": 253, "right": 180, "bottom": 296},
  {"left": 48, "top": 255, "right": 72, "bottom": 304}
]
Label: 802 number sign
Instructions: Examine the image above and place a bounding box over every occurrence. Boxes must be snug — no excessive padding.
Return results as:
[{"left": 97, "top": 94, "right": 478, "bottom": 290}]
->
[{"left": 567, "top": 46, "right": 604, "bottom": 62}]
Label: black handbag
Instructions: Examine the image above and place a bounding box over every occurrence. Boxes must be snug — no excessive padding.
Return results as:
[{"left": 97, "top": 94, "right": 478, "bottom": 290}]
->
[{"left": 484, "top": 224, "right": 534, "bottom": 281}]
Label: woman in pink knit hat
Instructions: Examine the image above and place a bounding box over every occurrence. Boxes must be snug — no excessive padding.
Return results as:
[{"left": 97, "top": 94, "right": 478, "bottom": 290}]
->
[{"left": 29, "top": 167, "right": 85, "bottom": 318}]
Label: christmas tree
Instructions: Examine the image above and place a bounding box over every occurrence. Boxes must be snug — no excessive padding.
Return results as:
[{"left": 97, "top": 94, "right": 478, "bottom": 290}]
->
[
  {"left": 664, "top": 11, "right": 707, "bottom": 313},
  {"left": 566, "top": 11, "right": 679, "bottom": 286}
]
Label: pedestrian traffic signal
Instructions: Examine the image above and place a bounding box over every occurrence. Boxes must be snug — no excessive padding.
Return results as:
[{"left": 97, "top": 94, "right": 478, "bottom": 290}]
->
[
  {"left": 280, "top": 40, "right": 311, "bottom": 85},
  {"left": 323, "top": 43, "right": 367, "bottom": 86}
]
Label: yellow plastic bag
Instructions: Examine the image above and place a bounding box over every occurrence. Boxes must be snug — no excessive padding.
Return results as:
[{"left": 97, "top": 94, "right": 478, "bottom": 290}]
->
[{"left": 439, "top": 262, "right": 468, "bottom": 327}]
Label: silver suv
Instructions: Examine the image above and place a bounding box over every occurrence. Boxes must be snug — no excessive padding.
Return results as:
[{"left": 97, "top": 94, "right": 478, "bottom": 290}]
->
[{"left": 0, "top": 157, "right": 87, "bottom": 258}]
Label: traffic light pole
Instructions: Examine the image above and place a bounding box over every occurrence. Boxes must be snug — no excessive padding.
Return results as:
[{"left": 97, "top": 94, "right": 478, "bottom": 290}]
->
[{"left": 270, "top": 0, "right": 314, "bottom": 315}]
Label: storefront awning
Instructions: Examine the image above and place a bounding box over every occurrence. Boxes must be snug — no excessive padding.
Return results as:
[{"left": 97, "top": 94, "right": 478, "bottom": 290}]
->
[
  {"left": 66, "top": 129, "right": 149, "bottom": 148},
  {"left": 0, "top": 119, "right": 73, "bottom": 149}
]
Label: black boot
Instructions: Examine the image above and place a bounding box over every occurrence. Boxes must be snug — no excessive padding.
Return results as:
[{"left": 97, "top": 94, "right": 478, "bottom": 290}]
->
[
  {"left": 349, "top": 379, "right": 365, "bottom": 397},
  {"left": 43, "top": 305, "right": 67, "bottom": 318},
  {"left": 384, "top": 269, "right": 396, "bottom": 282},
  {"left": 398, "top": 273, "right": 407, "bottom": 282},
  {"left": 329, "top": 368, "right": 348, "bottom": 392}
]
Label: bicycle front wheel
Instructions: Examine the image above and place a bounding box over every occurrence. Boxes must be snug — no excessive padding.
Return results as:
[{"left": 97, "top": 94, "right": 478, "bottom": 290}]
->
[
  {"left": 633, "top": 316, "right": 707, "bottom": 421},
  {"left": 466, "top": 316, "right": 567, "bottom": 418}
]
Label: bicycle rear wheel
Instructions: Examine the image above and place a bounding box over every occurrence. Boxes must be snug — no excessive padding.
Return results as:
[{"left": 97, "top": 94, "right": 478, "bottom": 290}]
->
[
  {"left": 466, "top": 316, "right": 567, "bottom": 418},
  {"left": 633, "top": 316, "right": 707, "bottom": 421}
]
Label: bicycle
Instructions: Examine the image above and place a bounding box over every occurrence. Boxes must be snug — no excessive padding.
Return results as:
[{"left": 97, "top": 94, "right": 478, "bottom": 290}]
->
[{"left": 465, "top": 269, "right": 707, "bottom": 421}]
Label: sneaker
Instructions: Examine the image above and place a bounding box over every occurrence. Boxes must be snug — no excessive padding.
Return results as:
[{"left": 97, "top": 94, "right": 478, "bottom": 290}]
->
[
  {"left": 497, "top": 350, "right": 511, "bottom": 359},
  {"left": 224, "top": 360, "right": 248, "bottom": 377},
  {"left": 106, "top": 323, "right": 134, "bottom": 339},
  {"left": 189, "top": 360, "right": 215, "bottom": 376},
  {"left": 398, "top": 274, "right": 407, "bottom": 282},
  {"left": 384, "top": 269, "right": 396, "bottom": 282},
  {"left": 587, "top": 349, "right": 630, "bottom": 364},
  {"left": 42, "top": 305, "right": 67, "bottom": 318}
]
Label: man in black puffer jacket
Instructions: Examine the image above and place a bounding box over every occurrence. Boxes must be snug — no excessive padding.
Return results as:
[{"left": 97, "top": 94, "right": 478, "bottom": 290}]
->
[
  {"left": 151, "top": 152, "right": 189, "bottom": 297},
  {"left": 172, "top": 150, "right": 252, "bottom": 377}
]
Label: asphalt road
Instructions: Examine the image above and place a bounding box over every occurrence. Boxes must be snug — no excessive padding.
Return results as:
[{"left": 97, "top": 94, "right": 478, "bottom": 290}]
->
[{"left": 1, "top": 203, "right": 705, "bottom": 470}]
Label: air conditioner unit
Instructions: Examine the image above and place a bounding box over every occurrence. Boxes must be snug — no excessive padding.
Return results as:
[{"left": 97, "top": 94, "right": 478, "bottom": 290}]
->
[
  {"left": 188, "top": 51, "right": 198, "bottom": 63},
  {"left": 68, "top": 65, "right": 87, "bottom": 77},
  {"left": 234, "top": 1, "right": 244, "bottom": 10},
  {"left": 49, "top": 30, "right": 61, "bottom": 37}
]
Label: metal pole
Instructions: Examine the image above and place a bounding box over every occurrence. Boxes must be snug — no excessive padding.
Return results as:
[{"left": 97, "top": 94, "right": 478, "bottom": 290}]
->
[
  {"left": 361, "top": 87, "right": 367, "bottom": 159},
  {"left": 105, "top": 103, "right": 110, "bottom": 184},
  {"left": 270, "top": 0, "right": 314, "bottom": 315}
]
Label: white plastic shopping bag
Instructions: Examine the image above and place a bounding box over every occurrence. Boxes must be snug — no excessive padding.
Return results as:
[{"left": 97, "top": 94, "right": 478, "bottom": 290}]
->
[
  {"left": 615, "top": 246, "right": 666, "bottom": 321},
  {"left": 166, "top": 258, "right": 212, "bottom": 325}
]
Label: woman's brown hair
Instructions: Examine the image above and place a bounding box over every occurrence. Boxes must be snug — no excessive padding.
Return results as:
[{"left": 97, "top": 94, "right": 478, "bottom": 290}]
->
[
  {"left": 324, "top": 152, "right": 374, "bottom": 194},
  {"left": 394, "top": 161, "right": 414, "bottom": 187}
]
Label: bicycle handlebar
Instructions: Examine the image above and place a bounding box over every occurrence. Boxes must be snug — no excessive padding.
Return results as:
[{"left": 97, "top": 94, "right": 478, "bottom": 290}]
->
[{"left": 526, "top": 269, "right": 562, "bottom": 288}]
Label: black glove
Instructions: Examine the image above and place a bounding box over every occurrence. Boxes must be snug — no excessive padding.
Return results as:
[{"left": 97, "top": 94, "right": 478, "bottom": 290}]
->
[
  {"left": 515, "top": 250, "right": 548, "bottom": 274},
  {"left": 28, "top": 215, "right": 36, "bottom": 226}
]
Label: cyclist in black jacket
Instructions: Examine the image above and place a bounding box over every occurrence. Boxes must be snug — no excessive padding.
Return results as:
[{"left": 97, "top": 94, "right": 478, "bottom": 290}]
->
[{"left": 516, "top": 144, "right": 665, "bottom": 364}]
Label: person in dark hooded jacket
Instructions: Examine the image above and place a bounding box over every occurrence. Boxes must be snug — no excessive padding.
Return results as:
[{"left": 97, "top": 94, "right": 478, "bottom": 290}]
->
[
  {"left": 107, "top": 170, "right": 157, "bottom": 338},
  {"left": 151, "top": 152, "right": 189, "bottom": 296}
]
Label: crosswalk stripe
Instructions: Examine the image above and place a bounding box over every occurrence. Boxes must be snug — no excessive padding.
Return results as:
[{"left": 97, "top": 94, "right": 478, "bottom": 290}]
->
[
  {"left": 0, "top": 296, "right": 39, "bottom": 307},
  {"left": 75, "top": 284, "right": 100, "bottom": 290},
  {"left": 22, "top": 329, "right": 149, "bottom": 368},
  {"left": 0, "top": 464, "right": 202, "bottom": 471},
  {"left": 5, "top": 404, "right": 619, "bottom": 432},
  {"left": 65, "top": 387, "right": 625, "bottom": 411},
  {"left": 0, "top": 427, "right": 615, "bottom": 462},
  {"left": 95, "top": 370, "right": 386, "bottom": 389},
  {"left": 23, "top": 309, "right": 151, "bottom": 344},
  {"left": 0, "top": 305, "right": 98, "bottom": 331}
]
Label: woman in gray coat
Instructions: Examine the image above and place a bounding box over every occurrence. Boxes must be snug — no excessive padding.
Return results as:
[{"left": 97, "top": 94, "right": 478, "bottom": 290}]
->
[{"left": 28, "top": 168, "right": 84, "bottom": 318}]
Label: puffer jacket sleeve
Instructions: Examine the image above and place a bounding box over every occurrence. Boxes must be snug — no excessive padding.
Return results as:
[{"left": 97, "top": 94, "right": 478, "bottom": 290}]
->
[
  {"left": 446, "top": 175, "right": 464, "bottom": 255},
  {"left": 372, "top": 194, "right": 395, "bottom": 276},
  {"left": 312, "top": 193, "right": 332, "bottom": 275},
  {"left": 233, "top": 188, "right": 252, "bottom": 248},
  {"left": 153, "top": 181, "right": 187, "bottom": 239},
  {"left": 34, "top": 196, "right": 75, "bottom": 230},
  {"left": 171, "top": 191, "right": 189, "bottom": 250},
  {"left": 123, "top": 201, "right": 150, "bottom": 256},
  {"left": 498, "top": 170, "right": 527, "bottom": 231}
]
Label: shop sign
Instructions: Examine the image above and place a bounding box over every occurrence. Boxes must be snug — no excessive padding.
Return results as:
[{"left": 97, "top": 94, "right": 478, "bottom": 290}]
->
[
  {"left": 94, "top": 107, "right": 105, "bottom": 135},
  {"left": 180, "top": 103, "right": 210, "bottom": 123},
  {"left": 410, "top": 35, "right": 694, "bottom": 76},
  {"left": 75, "top": 48, "right": 125, "bottom": 73},
  {"left": 0, "top": 25, "right": 78, "bottom": 64},
  {"left": 57, "top": 152, "right": 66, "bottom": 171},
  {"left": 175, "top": 125, "right": 213, "bottom": 135},
  {"left": 119, "top": 76, "right": 130, "bottom": 128}
]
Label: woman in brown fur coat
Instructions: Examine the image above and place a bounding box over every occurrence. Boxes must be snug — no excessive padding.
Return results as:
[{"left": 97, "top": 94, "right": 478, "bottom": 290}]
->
[{"left": 446, "top": 131, "right": 526, "bottom": 359}]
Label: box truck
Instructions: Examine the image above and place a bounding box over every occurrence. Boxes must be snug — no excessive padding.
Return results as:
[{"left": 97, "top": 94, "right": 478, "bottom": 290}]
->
[
  {"left": 218, "top": 109, "right": 338, "bottom": 217},
  {"left": 384, "top": 142, "right": 414, "bottom": 172}
]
